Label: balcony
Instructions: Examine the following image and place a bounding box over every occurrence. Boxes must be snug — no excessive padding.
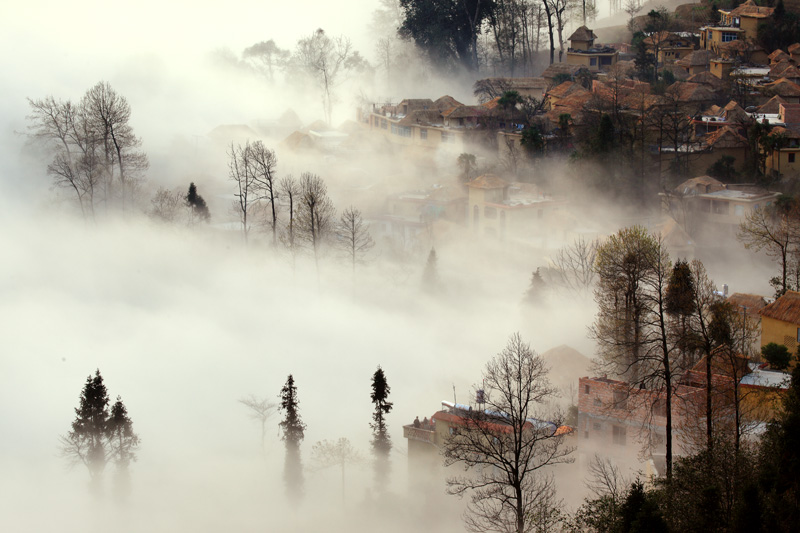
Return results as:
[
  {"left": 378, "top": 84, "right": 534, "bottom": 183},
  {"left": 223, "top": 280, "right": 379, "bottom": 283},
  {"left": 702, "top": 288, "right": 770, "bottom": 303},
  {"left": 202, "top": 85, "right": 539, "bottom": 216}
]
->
[{"left": 403, "top": 424, "right": 436, "bottom": 444}]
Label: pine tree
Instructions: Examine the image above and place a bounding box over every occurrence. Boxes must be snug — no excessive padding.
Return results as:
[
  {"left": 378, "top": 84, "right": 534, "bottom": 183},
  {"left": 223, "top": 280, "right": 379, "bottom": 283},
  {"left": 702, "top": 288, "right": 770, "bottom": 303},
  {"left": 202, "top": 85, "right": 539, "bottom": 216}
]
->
[
  {"left": 185, "top": 182, "right": 210, "bottom": 223},
  {"left": 60, "top": 370, "right": 110, "bottom": 494},
  {"left": 60, "top": 371, "right": 140, "bottom": 498},
  {"left": 422, "top": 247, "right": 439, "bottom": 292},
  {"left": 279, "top": 374, "right": 306, "bottom": 502},
  {"left": 107, "top": 396, "right": 139, "bottom": 502},
  {"left": 524, "top": 268, "right": 548, "bottom": 305},
  {"left": 370, "top": 366, "right": 393, "bottom": 489}
]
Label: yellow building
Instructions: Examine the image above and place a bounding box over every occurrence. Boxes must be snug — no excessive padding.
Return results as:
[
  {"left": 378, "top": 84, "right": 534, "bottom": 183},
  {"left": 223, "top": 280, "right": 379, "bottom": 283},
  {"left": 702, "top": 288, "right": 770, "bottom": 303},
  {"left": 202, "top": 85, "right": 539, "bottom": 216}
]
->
[
  {"left": 701, "top": 0, "right": 774, "bottom": 56},
  {"left": 466, "top": 174, "right": 563, "bottom": 240},
  {"left": 643, "top": 31, "right": 696, "bottom": 65},
  {"left": 565, "top": 25, "right": 618, "bottom": 73},
  {"left": 760, "top": 290, "right": 800, "bottom": 353},
  {"left": 720, "top": 0, "right": 775, "bottom": 41}
]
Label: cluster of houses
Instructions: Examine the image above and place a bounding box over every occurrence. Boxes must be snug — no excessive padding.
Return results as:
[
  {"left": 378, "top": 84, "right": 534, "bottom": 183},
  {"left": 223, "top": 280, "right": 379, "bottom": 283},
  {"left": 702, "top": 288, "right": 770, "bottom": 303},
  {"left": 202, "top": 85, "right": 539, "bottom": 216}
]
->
[{"left": 404, "top": 289, "right": 799, "bottom": 480}]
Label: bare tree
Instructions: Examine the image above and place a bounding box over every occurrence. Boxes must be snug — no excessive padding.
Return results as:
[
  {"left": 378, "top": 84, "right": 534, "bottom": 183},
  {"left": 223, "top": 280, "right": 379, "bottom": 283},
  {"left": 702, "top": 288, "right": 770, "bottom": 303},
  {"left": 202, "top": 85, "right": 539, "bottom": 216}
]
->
[
  {"left": 335, "top": 206, "right": 375, "bottom": 275},
  {"left": 249, "top": 141, "right": 280, "bottom": 246},
  {"left": 148, "top": 187, "right": 184, "bottom": 223},
  {"left": 293, "top": 29, "right": 354, "bottom": 125},
  {"left": 551, "top": 236, "right": 599, "bottom": 295},
  {"left": 27, "top": 83, "right": 147, "bottom": 218},
  {"left": 242, "top": 39, "right": 289, "bottom": 82},
  {"left": 592, "top": 226, "right": 680, "bottom": 479},
  {"left": 310, "top": 438, "right": 365, "bottom": 505},
  {"left": 239, "top": 395, "right": 278, "bottom": 453},
  {"left": 228, "top": 141, "right": 257, "bottom": 243},
  {"left": 279, "top": 175, "right": 301, "bottom": 260},
  {"left": 738, "top": 203, "right": 799, "bottom": 297},
  {"left": 443, "top": 333, "right": 573, "bottom": 533},
  {"left": 81, "top": 81, "right": 148, "bottom": 214},
  {"left": 297, "top": 172, "right": 335, "bottom": 275}
]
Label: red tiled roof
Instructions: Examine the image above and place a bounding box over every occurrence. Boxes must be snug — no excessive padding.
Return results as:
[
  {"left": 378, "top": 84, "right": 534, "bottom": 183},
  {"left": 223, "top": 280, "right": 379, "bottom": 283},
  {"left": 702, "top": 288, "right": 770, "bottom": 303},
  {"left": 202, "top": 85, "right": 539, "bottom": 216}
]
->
[
  {"left": 728, "top": 0, "right": 775, "bottom": 18},
  {"left": 467, "top": 174, "right": 508, "bottom": 189},
  {"left": 763, "top": 78, "right": 800, "bottom": 97},
  {"left": 760, "top": 290, "right": 800, "bottom": 325},
  {"left": 704, "top": 125, "right": 748, "bottom": 148},
  {"left": 727, "top": 293, "right": 768, "bottom": 317},
  {"left": 569, "top": 25, "right": 597, "bottom": 42}
]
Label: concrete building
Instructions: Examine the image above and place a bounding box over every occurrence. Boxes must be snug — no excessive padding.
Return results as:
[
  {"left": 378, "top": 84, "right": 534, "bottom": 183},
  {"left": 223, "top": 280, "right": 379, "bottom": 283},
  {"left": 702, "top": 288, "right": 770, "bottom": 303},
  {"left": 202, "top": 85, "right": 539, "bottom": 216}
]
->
[{"left": 565, "top": 26, "right": 618, "bottom": 73}]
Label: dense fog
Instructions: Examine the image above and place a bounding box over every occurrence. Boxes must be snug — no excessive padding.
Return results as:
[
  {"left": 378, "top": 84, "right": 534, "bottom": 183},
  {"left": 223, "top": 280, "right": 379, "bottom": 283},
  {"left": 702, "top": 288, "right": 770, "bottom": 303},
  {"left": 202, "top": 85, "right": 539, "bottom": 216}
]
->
[{"left": 0, "top": 1, "right": 783, "bottom": 531}]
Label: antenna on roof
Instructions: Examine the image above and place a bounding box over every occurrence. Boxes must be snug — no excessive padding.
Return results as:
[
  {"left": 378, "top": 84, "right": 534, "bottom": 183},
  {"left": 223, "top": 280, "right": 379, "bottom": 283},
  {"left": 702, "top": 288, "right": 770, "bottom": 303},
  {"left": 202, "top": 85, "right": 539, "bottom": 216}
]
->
[{"left": 453, "top": 384, "right": 457, "bottom": 404}]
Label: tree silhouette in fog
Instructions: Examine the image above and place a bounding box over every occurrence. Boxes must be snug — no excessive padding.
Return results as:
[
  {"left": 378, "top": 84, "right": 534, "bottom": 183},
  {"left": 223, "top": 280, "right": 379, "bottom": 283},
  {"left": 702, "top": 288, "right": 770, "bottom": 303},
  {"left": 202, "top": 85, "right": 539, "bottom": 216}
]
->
[
  {"left": 279, "top": 374, "right": 306, "bottom": 502},
  {"left": 60, "top": 369, "right": 139, "bottom": 499},
  {"left": 422, "top": 247, "right": 439, "bottom": 292},
  {"left": 370, "top": 366, "right": 393, "bottom": 490},
  {"left": 185, "top": 182, "right": 210, "bottom": 224}
]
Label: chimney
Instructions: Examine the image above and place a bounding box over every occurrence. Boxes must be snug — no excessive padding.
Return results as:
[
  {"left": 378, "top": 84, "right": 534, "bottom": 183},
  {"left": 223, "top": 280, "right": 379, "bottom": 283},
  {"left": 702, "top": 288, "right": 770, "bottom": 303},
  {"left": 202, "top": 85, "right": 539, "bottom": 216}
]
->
[
  {"left": 780, "top": 103, "right": 800, "bottom": 126},
  {"left": 723, "top": 284, "right": 729, "bottom": 297}
]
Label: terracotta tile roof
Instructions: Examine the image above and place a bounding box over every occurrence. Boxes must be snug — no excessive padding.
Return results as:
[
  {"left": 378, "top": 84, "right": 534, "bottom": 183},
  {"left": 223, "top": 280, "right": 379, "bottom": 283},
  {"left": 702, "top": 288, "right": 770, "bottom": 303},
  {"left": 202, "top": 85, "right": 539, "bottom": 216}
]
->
[
  {"left": 667, "top": 81, "right": 716, "bottom": 102},
  {"left": 704, "top": 125, "right": 748, "bottom": 148},
  {"left": 547, "top": 81, "right": 590, "bottom": 100},
  {"left": 569, "top": 25, "right": 597, "bottom": 42},
  {"left": 687, "top": 71, "right": 726, "bottom": 90},
  {"left": 467, "top": 174, "right": 508, "bottom": 189},
  {"left": 722, "top": 100, "right": 751, "bottom": 123},
  {"left": 674, "top": 176, "right": 725, "bottom": 195},
  {"left": 763, "top": 78, "right": 800, "bottom": 97},
  {"left": 541, "top": 62, "right": 587, "bottom": 80},
  {"left": 397, "top": 109, "right": 444, "bottom": 127},
  {"left": 727, "top": 293, "right": 769, "bottom": 318},
  {"left": 770, "top": 50, "right": 790, "bottom": 63},
  {"left": 771, "top": 125, "right": 800, "bottom": 139},
  {"left": 728, "top": 0, "right": 775, "bottom": 18},
  {"left": 775, "top": 65, "right": 800, "bottom": 80},
  {"left": 663, "top": 64, "right": 690, "bottom": 81},
  {"left": 789, "top": 43, "right": 800, "bottom": 55},
  {"left": 443, "top": 105, "right": 485, "bottom": 119},
  {"left": 719, "top": 39, "right": 765, "bottom": 58},
  {"left": 677, "top": 49, "right": 712, "bottom": 68},
  {"left": 434, "top": 95, "right": 463, "bottom": 111},
  {"left": 770, "top": 60, "right": 794, "bottom": 78},
  {"left": 760, "top": 290, "right": 800, "bottom": 325},
  {"left": 760, "top": 95, "right": 789, "bottom": 114}
]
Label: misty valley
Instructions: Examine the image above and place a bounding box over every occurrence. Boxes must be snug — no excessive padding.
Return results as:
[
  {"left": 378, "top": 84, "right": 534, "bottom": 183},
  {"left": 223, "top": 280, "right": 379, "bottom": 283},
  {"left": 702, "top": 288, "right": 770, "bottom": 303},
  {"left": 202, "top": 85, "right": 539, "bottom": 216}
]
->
[{"left": 3, "top": 1, "right": 800, "bottom": 532}]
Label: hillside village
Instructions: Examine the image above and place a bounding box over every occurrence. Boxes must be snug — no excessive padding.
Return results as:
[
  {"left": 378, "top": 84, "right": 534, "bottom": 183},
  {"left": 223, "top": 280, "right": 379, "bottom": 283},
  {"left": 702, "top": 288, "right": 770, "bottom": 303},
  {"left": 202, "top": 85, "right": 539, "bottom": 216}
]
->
[
  {"left": 275, "top": 1, "right": 800, "bottom": 528},
  {"left": 10, "top": 1, "right": 800, "bottom": 531}
]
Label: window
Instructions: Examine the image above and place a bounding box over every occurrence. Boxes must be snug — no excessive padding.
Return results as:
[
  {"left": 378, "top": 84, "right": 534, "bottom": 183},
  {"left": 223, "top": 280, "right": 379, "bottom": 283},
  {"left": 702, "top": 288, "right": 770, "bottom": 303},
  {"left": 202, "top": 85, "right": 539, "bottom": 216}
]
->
[
  {"left": 593, "top": 398, "right": 602, "bottom": 406},
  {"left": 484, "top": 206, "right": 497, "bottom": 219},
  {"left": 380, "top": 119, "right": 388, "bottom": 130},
  {"left": 593, "top": 422, "right": 602, "bottom": 431},
  {"left": 441, "top": 131, "right": 454, "bottom": 143},
  {"left": 722, "top": 32, "right": 738, "bottom": 42},
  {"left": 612, "top": 425, "right": 627, "bottom": 445},
  {"left": 419, "top": 128, "right": 427, "bottom": 140},
  {"left": 590, "top": 57, "right": 597, "bottom": 66},
  {"left": 613, "top": 390, "right": 627, "bottom": 410},
  {"left": 790, "top": 153, "right": 796, "bottom": 163},
  {"left": 652, "top": 399, "right": 667, "bottom": 418},
  {"left": 584, "top": 385, "right": 590, "bottom": 395},
  {"left": 600, "top": 56, "right": 613, "bottom": 66},
  {"left": 390, "top": 124, "right": 411, "bottom": 137}
]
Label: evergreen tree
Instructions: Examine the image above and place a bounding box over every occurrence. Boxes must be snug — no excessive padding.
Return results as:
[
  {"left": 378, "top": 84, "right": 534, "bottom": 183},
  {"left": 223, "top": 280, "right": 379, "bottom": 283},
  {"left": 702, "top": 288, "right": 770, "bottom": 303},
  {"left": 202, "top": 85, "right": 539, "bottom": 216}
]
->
[
  {"left": 422, "top": 247, "right": 439, "bottom": 292},
  {"left": 107, "top": 396, "right": 139, "bottom": 502},
  {"left": 370, "top": 366, "right": 393, "bottom": 489},
  {"left": 524, "top": 268, "right": 548, "bottom": 305},
  {"left": 185, "top": 182, "right": 210, "bottom": 223},
  {"left": 279, "top": 374, "right": 306, "bottom": 502},
  {"left": 60, "top": 370, "right": 110, "bottom": 494}
]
